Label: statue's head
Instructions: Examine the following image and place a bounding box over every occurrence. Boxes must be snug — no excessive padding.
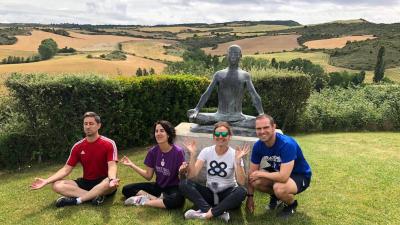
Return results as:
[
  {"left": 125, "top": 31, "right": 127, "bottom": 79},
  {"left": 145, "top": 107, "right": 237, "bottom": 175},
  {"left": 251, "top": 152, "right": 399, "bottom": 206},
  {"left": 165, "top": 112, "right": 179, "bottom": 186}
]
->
[{"left": 227, "top": 45, "right": 242, "bottom": 65}]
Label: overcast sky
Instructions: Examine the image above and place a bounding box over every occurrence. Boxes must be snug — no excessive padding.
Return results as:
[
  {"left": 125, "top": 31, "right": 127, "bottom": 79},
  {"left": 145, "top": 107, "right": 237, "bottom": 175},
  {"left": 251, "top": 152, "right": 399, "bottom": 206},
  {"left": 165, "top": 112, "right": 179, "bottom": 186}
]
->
[{"left": 0, "top": 0, "right": 399, "bottom": 25}]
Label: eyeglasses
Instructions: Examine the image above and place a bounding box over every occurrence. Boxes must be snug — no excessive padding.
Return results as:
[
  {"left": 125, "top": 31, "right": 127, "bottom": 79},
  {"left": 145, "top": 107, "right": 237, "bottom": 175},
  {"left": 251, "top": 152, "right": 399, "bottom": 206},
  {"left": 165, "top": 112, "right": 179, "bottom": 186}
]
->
[{"left": 214, "top": 131, "right": 229, "bottom": 137}]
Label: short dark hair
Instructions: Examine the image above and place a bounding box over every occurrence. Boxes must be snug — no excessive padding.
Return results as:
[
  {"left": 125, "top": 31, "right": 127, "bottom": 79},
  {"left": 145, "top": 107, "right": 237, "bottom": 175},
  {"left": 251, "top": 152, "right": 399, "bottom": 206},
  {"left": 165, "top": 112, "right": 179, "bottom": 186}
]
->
[
  {"left": 213, "top": 121, "right": 233, "bottom": 136},
  {"left": 153, "top": 120, "right": 176, "bottom": 144},
  {"left": 256, "top": 114, "right": 275, "bottom": 125},
  {"left": 83, "top": 112, "right": 101, "bottom": 123}
]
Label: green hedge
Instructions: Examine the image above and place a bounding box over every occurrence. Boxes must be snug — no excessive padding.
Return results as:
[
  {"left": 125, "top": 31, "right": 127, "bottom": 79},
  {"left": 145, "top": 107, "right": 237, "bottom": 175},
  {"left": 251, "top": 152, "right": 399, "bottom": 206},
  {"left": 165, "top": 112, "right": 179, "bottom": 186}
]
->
[
  {"left": 1, "top": 72, "right": 311, "bottom": 168},
  {"left": 298, "top": 85, "right": 400, "bottom": 131},
  {"left": 250, "top": 69, "right": 311, "bottom": 131},
  {"left": 2, "top": 74, "right": 209, "bottom": 168}
]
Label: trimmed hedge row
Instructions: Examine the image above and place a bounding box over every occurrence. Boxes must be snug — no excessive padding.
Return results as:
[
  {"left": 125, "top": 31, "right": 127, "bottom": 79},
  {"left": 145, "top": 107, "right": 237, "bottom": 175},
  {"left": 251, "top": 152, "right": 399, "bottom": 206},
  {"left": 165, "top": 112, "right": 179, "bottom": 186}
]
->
[
  {"left": 298, "top": 85, "right": 400, "bottom": 131},
  {"left": 1, "top": 72, "right": 311, "bottom": 168},
  {"left": 251, "top": 74, "right": 311, "bottom": 131}
]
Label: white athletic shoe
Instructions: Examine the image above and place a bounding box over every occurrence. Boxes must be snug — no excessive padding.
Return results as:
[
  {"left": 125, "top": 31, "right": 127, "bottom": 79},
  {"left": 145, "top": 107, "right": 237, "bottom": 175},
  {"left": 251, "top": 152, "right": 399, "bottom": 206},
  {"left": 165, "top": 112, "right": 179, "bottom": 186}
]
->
[
  {"left": 218, "top": 212, "right": 230, "bottom": 222},
  {"left": 124, "top": 195, "right": 149, "bottom": 206},
  {"left": 184, "top": 209, "right": 206, "bottom": 220}
]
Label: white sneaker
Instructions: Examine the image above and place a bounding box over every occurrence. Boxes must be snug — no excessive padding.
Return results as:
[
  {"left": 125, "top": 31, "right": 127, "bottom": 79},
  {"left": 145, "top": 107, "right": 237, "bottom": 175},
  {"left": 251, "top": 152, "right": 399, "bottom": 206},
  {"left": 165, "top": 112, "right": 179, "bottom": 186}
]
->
[
  {"left": 218, "top": 212, "right": 230, "bottom": 222},
  {"left": 124, "top": 195, "right": 149, "bottom": 206},
  {"left": 184, "top": 209, "right": 206, "bottom": 220}
]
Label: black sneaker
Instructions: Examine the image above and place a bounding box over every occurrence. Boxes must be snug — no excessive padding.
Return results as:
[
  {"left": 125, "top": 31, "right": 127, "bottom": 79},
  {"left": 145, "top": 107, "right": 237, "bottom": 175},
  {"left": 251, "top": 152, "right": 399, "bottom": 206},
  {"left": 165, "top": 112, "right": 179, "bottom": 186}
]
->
[
  {"left": 91, "top": 196, "right": 105, "bottom": 206},
  {"left": 266, "top": 194, "right": 282, "bottom": 210},
  {"left": 277, "top": 200, "right": 298, "bottom": 218},
  {"left": 55, "top": 196, "right": 77, "bottom": 208}
]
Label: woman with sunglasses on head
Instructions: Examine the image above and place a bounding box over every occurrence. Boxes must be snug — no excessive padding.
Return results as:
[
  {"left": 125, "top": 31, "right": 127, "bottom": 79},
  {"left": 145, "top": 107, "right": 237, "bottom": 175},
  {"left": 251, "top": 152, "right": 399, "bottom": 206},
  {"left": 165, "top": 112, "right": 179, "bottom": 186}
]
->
[
  {"left": 121, "top": 120, "right": 185, "bottom": 209},
  {"left": 179, "top": 121, "right": 249, "bottom": 222}
]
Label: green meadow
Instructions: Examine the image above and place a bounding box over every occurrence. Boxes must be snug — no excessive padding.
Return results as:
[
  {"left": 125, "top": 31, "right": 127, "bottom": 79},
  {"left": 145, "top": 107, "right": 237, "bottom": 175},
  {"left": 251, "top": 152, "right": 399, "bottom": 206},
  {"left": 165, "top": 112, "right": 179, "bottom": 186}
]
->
[{"left": 1, "top": 132, "right": 399, "bottom": 225}]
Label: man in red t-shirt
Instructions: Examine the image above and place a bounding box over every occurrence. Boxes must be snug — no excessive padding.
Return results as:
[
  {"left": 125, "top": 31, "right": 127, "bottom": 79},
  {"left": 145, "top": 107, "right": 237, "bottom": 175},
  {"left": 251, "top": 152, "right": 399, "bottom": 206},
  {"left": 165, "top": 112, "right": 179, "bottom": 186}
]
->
[{"left": 31, "top": 112, "right": 119, "bottom": 207}]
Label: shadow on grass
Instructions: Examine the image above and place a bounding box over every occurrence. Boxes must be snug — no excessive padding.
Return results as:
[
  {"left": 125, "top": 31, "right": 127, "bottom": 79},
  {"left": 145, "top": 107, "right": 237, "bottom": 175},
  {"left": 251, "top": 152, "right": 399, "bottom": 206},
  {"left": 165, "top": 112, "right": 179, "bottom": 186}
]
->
[
  {"left": 246, "top": 208, "right": 313, "bottom": 225},
  {"left": 18, "top": 202, "right": 55, "bottom": 223},
  {"left": 19, "top": 194, "right": 117, "bottom": 224}
]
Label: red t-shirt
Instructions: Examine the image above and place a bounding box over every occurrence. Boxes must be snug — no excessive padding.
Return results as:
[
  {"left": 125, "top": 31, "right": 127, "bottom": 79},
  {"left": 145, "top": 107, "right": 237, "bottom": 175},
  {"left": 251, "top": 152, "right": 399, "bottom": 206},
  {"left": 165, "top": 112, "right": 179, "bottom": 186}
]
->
[{"left": 66, "top": 136, "right": 118, "bottom": 180}]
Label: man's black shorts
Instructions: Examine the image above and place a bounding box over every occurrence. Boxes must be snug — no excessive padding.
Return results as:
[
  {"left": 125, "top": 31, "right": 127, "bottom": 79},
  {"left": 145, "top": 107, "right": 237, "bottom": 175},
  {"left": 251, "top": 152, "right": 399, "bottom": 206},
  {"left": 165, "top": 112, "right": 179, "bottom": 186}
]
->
[
  {"left": 290, "top": 173, "right": 311, "bottom": 194},
  {"left": 262, "top": 167, "right": 311, "bottom": 194},
  {"left": 74, "top": 177, "right": 117, "bottom": 196}
]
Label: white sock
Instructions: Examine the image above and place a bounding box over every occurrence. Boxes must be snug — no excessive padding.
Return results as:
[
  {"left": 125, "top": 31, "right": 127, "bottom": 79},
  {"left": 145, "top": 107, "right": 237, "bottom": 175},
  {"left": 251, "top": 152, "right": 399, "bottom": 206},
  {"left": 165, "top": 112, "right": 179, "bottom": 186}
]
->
[{"left": 76, "top": 197, "right": 82, "bottom": 204}]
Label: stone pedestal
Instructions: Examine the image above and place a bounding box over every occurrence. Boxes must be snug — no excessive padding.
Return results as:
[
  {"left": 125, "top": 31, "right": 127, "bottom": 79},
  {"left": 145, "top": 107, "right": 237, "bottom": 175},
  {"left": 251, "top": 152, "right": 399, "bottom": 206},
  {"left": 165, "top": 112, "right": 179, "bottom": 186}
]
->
[
  {"left": 190, "top": 124, "right": 257, "bottom": 137},
  {"left": 175, "top": 122, "right": 258, "bottom": 184}
]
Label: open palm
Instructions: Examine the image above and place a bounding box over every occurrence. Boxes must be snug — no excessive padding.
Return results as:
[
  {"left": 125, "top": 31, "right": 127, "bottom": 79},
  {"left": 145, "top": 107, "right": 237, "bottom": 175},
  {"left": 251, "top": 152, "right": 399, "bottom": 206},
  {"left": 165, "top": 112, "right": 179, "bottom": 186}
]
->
[
  {"left": 183, "top": 139, "right": 197, "bottom": 154},
  {"left": 235, "top": 144, "right": 250, "bottom": 160}
]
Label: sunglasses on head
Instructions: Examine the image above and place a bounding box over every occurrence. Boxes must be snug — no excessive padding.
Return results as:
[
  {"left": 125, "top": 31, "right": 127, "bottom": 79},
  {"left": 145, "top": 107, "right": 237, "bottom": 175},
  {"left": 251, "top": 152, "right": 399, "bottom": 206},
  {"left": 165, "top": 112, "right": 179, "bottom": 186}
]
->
[{"left": 214, "top": 131, "right": 229, "bottom": 137}]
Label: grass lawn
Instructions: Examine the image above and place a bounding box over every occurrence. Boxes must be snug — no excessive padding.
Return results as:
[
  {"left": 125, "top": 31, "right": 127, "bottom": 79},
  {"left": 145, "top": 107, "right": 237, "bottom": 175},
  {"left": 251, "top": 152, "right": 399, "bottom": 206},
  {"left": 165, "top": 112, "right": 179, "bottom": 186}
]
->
[{"left": 0, "top": 132, "right": 399, "bottom": 225}]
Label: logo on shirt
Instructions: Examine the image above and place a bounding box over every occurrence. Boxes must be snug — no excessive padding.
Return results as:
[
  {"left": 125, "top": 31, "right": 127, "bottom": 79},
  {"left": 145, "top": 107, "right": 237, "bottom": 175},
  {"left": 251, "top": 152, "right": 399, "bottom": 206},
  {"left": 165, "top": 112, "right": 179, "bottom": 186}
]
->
[
  {"left": 161, "top": 158, "right": 165, "bottom": 167},
  {"left": 261, "top": 155, "right": 281, "bottom": 171},
  {"left": 156, "top": 166, "right": 171, "bottom": 176},
  {"left": 80, "top": 150, "right": 86, "bottom": 155},
  {"left": 208, "top": 160, "right": 227, "bottom": 177}
]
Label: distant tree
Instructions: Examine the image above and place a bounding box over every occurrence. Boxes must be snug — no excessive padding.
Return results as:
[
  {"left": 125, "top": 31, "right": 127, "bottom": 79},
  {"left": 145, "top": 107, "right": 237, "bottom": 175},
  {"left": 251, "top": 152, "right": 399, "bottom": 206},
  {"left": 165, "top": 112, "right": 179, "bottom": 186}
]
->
[
  {"left": 373, "top": 46, "right": 385, "bottom": 83},
  {"left": 143, "top": 68, "right": 149, "bottom": 76},
  {"left": 32, "top": 55, "right": 41, "bottom": 62},
  {"left": 136, "top": 68, "right": 143, "bottom": 76},
  {"left": 7, "top": 56, "right": 12, "bottom": 64},
  {"left": 38, "top": 38, "right": 58, "bottom": 60},
  {"left": 271, "top": 58, "right": 278, "bottom": 68},
  {"left": 12, "top": 56, "right": 18, "bottom": 63},
  {"left": 183, "top": 48, "right": 208, "bottom": 62},
  {"left": 149, "top": 68, "right": 155, "bottom": 75},
  {"left": 1, "top": 58, "right": 6, "bottom": 64},
  {"left": 212, "top": 55, "right": 220, "bottom": 70},
  {"left": 58, "top": 46, "right": 76, "bottom": 53},
  {"left": 353, "top": 70, "right": 365, "bottom": 85}
]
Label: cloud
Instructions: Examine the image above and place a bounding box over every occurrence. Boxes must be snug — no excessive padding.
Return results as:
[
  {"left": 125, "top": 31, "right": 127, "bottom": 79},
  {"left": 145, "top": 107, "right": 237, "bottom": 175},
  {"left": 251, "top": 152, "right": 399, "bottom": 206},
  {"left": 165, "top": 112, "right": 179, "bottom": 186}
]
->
[{"left": 0, "top": 0, "right": 399, "bottom": 25}]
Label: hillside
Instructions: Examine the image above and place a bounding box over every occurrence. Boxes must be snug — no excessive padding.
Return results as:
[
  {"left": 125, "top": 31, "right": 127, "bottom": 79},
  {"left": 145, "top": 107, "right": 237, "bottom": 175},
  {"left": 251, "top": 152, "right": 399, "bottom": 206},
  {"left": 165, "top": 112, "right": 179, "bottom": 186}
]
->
[
  {"left": 266, "top": 21, "right": 400, "bottom": 70},
  {"left": 0, "top": 19, "right": 399, "bottom": 79}
]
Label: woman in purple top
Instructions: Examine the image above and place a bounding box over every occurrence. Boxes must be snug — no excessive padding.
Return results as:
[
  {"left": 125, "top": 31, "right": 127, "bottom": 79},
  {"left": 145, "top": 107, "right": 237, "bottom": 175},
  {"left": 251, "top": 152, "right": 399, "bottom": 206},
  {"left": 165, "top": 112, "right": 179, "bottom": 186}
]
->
[{"left": 121, "top": 120, "right": 185, "bottom": 209}]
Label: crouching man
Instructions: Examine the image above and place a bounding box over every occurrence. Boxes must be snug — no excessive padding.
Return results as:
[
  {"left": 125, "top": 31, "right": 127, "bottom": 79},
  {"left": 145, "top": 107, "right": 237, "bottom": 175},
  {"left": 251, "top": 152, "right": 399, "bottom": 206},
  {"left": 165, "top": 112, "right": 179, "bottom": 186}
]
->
[
  {"left": 246, "top": 114, "right": 312, "bottom": 218},
  {"left": 31, "top": 112, "right": 119, "bottom": 207}
]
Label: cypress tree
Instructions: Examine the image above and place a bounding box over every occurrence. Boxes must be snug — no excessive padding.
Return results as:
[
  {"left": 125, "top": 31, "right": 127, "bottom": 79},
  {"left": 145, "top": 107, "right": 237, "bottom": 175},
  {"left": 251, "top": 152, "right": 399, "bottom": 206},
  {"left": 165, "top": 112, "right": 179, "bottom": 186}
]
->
[{"left": 373, "top": 46, "right": 385, "bottom": 83}]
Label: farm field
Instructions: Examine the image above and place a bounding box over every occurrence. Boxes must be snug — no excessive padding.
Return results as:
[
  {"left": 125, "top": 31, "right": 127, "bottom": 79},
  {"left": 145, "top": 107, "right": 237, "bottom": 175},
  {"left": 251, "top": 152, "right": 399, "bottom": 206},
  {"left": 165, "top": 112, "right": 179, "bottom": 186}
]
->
[
  {"left": 203, "top": 34, "right": 301, "bottom": 55},
  {"left": 304, "top": 35, "right": 376, "bottom": 49},
  {"left": 176, "top": 31, "right": 212, "bottom": 39},
  {"left": 0, "top": 49, "right": 36, "bottom": 59},
  {"left": 137, "top": 24, "right": 293, "bottom": 34},
  {"left": 385, "top": 67, "right": 400, "bottom": 82},
  {"left": 0, "top": 53, "right": 165, "bottom": 76},
  {"left": 228, "top": 24, "right": 294, "bottom": 33},
  {"left": 99, "top": 28, "right": 177, "bottom": 39},
  {"left": 121, "top": 40, "right": 182, "bottom": 61},
  {"left": 0, "top": 30, "right": 147, "bottom": 52},
  {"left": 138, "top": 26, "right": 198, "bottom": 33},
  {"left": 364, "top": 67, "right": 400, "bottom": 83},
  {"left": 0, "top": 132, "right": 399, "bottom": 225}
]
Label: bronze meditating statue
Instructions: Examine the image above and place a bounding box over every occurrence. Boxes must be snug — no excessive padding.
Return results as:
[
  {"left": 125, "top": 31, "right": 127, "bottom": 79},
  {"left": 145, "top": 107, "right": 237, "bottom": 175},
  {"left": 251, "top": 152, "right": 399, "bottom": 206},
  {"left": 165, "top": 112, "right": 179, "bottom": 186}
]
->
[{"left": 188, "top": 45, "right": 264, "bottom": 133}]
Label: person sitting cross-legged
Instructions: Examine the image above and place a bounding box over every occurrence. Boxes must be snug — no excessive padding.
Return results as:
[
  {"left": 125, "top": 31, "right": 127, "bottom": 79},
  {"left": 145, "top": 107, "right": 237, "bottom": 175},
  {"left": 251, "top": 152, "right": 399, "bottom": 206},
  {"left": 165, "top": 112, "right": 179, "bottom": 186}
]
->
[
  {"left": 30, "top": 112, "right": 119, "bottom": 207},
  {"left": 179, "top": 121, "right": 249, "bottom": 222},
  {"left": 121, "top": 120, "right": 185, "bottom": 209}
]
